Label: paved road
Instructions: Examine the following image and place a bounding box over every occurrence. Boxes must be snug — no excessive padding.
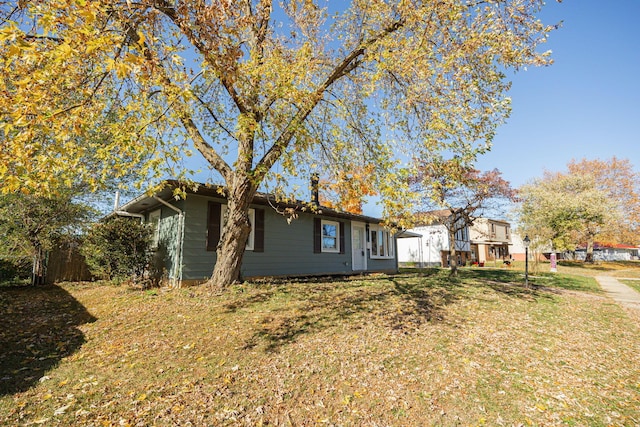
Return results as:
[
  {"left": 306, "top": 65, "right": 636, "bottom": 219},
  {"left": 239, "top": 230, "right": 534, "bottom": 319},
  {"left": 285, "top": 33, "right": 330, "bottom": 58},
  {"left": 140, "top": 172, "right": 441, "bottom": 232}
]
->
[{"left": 595, "top": 275, "right": 640, "bottom": 310}]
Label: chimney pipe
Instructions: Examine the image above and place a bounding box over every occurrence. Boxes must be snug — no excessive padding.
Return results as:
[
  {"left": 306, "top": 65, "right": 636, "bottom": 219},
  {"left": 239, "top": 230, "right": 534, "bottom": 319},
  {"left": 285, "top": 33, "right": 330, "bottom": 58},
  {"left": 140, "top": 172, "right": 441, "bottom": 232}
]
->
[{"left": 311, "top": 174, "right": 319, "bottom": 206}]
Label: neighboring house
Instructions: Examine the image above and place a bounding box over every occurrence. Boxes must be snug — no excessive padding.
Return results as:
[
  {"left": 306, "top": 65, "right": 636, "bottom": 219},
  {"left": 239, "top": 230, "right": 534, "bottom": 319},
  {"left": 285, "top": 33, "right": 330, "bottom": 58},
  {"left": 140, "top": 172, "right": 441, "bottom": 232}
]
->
[
  {"left": 112, "top": 181, "right": 399, "bottom": 286},
  {"left": 574, "top": 243, "right": 639, "bottom": 261},
  {"left": 469, "top": 218, "right": 511, "bottom": 265},
  {"left": 397, "top": 210, "right": 471, "bottom": 268}
]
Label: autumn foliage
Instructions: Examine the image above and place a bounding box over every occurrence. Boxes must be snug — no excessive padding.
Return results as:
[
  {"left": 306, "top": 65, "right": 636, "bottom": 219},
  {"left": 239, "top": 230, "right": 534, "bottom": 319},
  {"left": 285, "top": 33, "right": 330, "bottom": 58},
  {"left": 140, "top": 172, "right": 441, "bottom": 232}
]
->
[
  {"left": 409, "top": 158, "right": 515, "bottom": 275},
  {"left": 1, "top": 1, "right": 557, "bottom": 286},
  {"left": 518, "top": 157, "right": 640, "bottom": 262}
]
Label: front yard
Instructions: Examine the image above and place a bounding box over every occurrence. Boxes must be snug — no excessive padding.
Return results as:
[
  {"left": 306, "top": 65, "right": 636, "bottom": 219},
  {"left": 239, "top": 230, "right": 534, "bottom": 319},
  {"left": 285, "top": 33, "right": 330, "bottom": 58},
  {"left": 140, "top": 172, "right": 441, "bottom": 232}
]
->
[{"left": 2, "top": 268, "right": 640, "bottom": 426}]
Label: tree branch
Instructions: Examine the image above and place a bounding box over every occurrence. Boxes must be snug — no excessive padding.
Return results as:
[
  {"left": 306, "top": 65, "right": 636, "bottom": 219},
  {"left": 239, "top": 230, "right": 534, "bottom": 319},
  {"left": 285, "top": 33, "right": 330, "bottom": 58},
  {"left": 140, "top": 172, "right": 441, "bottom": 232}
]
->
[
  {"left": 254, "top": 19, "right": 405, "bottom": 181},
  {"left": 120, "top": 10, "right": 232, "bottom": 181},
  {"left": 152, "top": 0, "right": 251, "bottom": 116}
]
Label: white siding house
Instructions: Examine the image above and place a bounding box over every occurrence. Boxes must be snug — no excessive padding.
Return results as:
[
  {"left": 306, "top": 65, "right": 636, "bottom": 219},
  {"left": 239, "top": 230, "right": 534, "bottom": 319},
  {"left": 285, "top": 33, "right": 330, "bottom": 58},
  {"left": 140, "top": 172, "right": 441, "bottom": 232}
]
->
[{"left": 397, "top": 211, "right": 471, "bottom": 267}]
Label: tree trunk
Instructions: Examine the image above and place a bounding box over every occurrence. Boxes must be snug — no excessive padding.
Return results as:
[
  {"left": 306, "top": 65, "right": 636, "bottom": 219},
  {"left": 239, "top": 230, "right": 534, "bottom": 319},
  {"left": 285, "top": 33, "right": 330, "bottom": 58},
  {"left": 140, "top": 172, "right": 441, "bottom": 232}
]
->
[
  {"left": 31, "top": 245, "right": 46, "bottom": 286},
  {"left": 208, "top": 177, "right": 256, "bottom": 288},
  {"left": 584, "top": 238, "right": 595, "bottom": 263},
  {"left": 448, "top": 227, "right": 458, "bottom": 277}
]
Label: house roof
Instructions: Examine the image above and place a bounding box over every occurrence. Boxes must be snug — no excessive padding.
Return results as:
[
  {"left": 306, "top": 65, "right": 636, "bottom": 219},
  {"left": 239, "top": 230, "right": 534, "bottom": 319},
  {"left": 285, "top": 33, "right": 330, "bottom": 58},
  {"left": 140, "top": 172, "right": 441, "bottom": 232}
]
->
[
  {"left": 411, "top": 209, "right": 452, "bottom": 226},
  {"left": 112, "top": 180, "right": 387, "bottom": 225},
  {"left": 395, "top": 229, "right": 423, "bottom": 239},
  {"left": 577, "top": 242, "right": 640, "bottom": 250}
]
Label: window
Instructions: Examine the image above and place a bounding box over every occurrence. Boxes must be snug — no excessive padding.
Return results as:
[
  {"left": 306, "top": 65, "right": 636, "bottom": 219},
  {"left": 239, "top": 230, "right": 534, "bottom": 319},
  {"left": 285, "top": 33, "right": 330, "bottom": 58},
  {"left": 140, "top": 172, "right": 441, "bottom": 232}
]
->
[
  {"left": 148, "top": 210, "right": 161, "bottom": 249},
  {"left": 207, "top": 202, "right": 264, "bottom": 252},
  {"left": 321, "top": 220, "right": 340, "bottom": 253},
  {"left": 370, "top": 226, "right": 394, "bottom": 259},
  {"left": 313, "top": 218, "right": 345, "bottom": 254},
  {"left": 455, "top": 227, "right": 467, "bottom": 242}
]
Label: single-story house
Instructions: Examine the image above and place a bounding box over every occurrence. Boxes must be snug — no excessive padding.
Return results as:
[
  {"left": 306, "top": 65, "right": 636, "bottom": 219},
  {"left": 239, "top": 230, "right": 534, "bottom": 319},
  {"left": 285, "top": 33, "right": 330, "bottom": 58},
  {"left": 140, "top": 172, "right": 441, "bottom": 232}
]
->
[
  {"left": 112, "top": 181, "right": 401, "bottom": 286},
  {"left": 397, "top": 210, "right": 471, "bottom": 268},
  {"left": 574, "top": 243, "right": 639, "bottom": 261}
]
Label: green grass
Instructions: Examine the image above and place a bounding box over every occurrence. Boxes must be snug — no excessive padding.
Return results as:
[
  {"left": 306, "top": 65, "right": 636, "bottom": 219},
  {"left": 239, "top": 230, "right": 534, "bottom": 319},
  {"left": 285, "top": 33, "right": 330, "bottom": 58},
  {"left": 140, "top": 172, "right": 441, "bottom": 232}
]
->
[
  {"left": 1, "top": 269, "right": 640, "bottom": 426},
  {"left": 620, "top": 279, "right": 640, "bottom": 294}
]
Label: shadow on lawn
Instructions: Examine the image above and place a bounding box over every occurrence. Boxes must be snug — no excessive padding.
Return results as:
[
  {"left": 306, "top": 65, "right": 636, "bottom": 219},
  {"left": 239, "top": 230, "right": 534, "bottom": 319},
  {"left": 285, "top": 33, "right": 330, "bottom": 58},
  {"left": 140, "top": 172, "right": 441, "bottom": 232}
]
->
[
  {"left": 240, "top": 272, "right": 467, "bottom": 352},
  {"left": 235, "top": 269, "right": 568, "bottom": 352},
  {"left": 0, "top": 285, "right": 96, "bottom": 396}
]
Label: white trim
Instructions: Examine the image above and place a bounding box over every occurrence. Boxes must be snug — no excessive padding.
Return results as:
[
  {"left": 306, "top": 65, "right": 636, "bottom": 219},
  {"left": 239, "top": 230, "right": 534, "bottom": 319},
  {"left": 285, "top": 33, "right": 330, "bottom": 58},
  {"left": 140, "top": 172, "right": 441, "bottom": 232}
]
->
[
  {"left": 148, "top": 209, "right": 161, "bottom": 249},
  {"left": 321, "top": 219, "right": 340, "bottom": 253},
  {"left": 370, "top": 225, "right": 395, "bottom": 259},
  {"left": 351, "top": 222, "right": 367, "bottom": 271}
]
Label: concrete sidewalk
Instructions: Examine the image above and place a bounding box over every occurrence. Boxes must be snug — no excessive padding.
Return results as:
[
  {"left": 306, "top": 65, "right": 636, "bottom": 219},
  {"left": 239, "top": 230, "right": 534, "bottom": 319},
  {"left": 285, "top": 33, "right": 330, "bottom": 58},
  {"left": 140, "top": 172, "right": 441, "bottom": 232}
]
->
[{"left": 595, "top": 275, "right": 640, "bottom": 310}]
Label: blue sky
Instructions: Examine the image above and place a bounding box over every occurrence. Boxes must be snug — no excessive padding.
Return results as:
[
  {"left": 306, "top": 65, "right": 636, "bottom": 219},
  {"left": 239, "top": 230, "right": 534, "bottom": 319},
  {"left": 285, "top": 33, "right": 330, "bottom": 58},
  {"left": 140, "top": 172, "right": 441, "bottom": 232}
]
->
[
  {"left": 181, "top": 1, "right": 640, "bottom": 218},
  {"left": 474, "top": 0, "right": 640, "bottom": 189}
]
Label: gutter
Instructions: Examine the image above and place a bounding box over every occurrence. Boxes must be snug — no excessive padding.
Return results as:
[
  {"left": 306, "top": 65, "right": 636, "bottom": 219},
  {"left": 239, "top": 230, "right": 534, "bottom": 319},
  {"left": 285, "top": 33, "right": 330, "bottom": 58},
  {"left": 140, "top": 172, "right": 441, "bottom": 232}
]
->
[{"left": 113, "top": 190, "right": 145, "bottom": 220}]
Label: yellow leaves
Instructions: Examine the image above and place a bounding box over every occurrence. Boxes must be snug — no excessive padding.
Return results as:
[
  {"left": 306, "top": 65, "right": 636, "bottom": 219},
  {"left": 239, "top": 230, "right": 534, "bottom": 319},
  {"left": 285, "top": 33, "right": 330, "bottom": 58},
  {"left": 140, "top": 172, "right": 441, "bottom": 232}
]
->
[
  {"left": 56, "top": 42, "right": 74, "bottom": 60},
  {"left": 6, "top": 43, "right": 23, "bottom": 58},
  {"left": 76, "top": 5, "right": 96, "bottom": 24}
]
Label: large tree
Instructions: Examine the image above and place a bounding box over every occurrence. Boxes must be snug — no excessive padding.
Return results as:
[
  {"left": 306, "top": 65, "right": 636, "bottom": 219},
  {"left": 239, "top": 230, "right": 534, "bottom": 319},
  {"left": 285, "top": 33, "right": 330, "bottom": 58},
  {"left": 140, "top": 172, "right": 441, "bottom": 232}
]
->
[
  {"left": 0, "top": 191, "right": 94, "bottom": 285},
  {"left": 567, "top": 157, "right": 640, "bottom": 246},
  {"left": 409, "top": 158, "right": 515, "bottom": 276},
  {"left": 0, "top": 1, "right": 556, "bottom": 287},
  {"left": 518, "top": 169, "right": 621, "bottom": 263}
]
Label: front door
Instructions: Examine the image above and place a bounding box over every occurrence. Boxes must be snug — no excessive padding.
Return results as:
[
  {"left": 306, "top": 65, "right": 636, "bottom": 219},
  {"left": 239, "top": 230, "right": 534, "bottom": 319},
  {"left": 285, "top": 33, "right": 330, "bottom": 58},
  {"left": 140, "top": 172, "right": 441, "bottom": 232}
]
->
[{"left": 352, "top": 223, "right": 367, "bottom": 271}]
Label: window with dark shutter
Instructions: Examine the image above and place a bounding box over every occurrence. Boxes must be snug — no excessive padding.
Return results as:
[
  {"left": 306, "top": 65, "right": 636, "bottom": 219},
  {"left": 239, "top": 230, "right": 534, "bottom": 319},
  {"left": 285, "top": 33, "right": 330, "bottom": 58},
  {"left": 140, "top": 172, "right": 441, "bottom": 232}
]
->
[
  {"left": 207, "top": 202, "right": 221, "bottom": 251},
  {"left": 339, "top": 221, "right": 345, "bottom": 254},
  {"left": 254, "top": 208, "right": 265, "bottom": 252},
  {"left": 313, "top": 218, "right": 322, "bottom": 253}
]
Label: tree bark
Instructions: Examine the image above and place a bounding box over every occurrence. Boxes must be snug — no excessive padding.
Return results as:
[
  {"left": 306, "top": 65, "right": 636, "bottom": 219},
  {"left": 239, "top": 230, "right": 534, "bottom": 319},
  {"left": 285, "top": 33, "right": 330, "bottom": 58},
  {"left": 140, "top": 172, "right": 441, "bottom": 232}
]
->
[
  {"left": 585, "top": 238, "right": 595, "bottom": 263},
  {"left": 448, "top": 227, "right": 458, "bottom": 277},
  {"left": 208, "top": 176, "right": 257, "bottom": 288},
  {"left": 31, "top": 245, "right": 46, "bottom": 286}
]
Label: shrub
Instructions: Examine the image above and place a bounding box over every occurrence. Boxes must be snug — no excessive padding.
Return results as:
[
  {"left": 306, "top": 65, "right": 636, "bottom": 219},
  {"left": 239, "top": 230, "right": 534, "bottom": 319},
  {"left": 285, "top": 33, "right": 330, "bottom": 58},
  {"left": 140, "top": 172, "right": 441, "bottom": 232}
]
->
[
  {"left": 82, "top": 217, "right": 152, "bottom": 284},
  {"left": 0, "top": 256, "right": 31, "bottom": 285}
]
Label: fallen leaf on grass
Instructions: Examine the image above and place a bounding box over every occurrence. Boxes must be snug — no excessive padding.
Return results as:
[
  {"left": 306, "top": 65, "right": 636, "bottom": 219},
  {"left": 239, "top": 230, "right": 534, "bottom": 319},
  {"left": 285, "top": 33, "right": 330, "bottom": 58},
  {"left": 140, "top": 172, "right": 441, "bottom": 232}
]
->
[{"left": 54, "top": 403, "right": 71, "bottom": 415}]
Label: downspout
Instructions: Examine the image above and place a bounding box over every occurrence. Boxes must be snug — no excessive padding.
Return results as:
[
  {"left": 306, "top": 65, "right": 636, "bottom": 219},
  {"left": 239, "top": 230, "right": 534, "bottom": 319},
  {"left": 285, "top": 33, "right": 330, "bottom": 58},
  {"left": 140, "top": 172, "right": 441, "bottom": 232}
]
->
[{"left": 153, "top": 196, "right": 184, "bottom": 288}]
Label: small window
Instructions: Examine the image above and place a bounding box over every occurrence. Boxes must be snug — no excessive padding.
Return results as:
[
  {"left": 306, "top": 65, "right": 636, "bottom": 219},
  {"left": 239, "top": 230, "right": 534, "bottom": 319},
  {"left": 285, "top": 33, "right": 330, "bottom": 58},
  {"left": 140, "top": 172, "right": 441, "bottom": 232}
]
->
[
  {"left": 321, "top": 220, "right": 340, "bottom": 253},
  {"left": 148, "top": 209, "right": 161, "bottom": 248}
]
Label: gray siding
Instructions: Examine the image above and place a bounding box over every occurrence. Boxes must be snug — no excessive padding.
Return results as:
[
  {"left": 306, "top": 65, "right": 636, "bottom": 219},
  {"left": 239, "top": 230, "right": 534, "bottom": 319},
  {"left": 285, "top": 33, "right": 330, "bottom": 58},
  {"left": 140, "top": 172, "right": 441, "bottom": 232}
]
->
[
  {"left": 159, "top": 194, "right": 397, "bottom": 281},
  {"left": 148, "top": 203, "right": 184, "bottom": 283}
]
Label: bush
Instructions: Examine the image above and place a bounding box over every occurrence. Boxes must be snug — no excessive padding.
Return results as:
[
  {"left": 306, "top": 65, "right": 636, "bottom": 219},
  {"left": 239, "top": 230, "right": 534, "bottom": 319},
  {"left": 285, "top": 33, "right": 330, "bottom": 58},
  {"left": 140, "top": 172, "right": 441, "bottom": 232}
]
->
[
  {"left": 82, "top": 217, "right": 152, "bottom": 284},
  {"left": 0, "top": 256, "right": 31, "bottom": 285}
]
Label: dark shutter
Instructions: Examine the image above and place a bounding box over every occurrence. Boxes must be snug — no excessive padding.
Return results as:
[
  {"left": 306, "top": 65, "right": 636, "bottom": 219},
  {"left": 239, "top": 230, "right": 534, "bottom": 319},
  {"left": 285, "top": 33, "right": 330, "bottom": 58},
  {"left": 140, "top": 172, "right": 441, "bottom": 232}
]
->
[
  {"left": 207, "top": 202, "right": 221, "bottom": 251},
  {"left": 313, "top": 217, "right": 321, "bottom": 253},
  {"left": 254, "top": 208, "right": 265, "bottom": 252},
  {"left": 339, "top": 221, "right": 345, "bottom": 254}
]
